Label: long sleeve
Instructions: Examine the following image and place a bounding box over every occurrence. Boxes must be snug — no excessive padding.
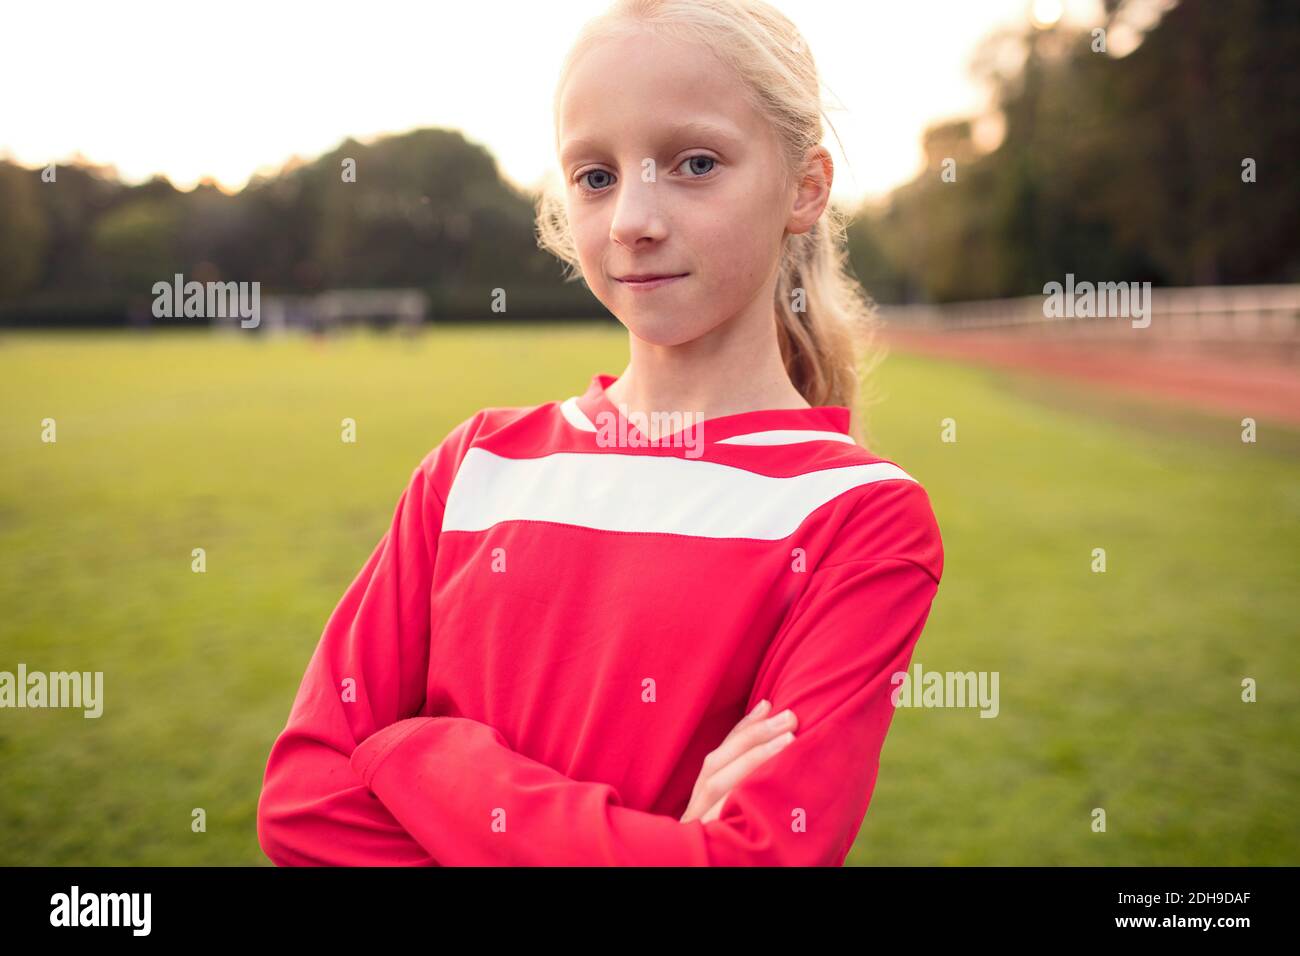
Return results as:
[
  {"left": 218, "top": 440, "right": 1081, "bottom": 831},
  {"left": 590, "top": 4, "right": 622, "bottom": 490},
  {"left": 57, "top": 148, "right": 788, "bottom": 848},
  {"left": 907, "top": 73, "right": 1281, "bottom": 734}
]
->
[
  {"left": 256, "top": 459, "right": 445, "bottom": 866},
  {"left": 349, "top": 481, "right": 943, "bottom": 867}
]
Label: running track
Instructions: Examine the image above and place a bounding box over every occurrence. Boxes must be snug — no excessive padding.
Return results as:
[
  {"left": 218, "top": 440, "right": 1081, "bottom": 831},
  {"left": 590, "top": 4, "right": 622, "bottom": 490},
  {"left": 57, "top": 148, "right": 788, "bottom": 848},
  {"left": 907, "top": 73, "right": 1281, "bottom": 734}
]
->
[{"left": 882, "top": 328, "right": 1300, "bottom": 428}]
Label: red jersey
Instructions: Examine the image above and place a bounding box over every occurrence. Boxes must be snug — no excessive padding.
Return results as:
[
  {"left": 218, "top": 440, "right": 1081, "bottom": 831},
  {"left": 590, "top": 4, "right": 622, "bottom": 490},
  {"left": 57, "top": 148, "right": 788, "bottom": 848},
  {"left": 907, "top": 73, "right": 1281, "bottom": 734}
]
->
[{"left": 257, "top": 372, "right": 944, "bottom": 865}]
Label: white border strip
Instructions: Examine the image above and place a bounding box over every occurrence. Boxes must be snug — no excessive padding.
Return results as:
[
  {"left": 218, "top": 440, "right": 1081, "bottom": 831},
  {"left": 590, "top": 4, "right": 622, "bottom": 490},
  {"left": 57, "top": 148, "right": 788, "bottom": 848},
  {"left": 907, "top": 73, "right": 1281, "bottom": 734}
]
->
[
  {"left": 559, "top": 396, "right": 597, "bottom": 432},
  {"left": 444, "top": 448, "right": 916, "bottom": 539},
  {"left": 717, "top": 429, "right": 856, "bottom": 446}
]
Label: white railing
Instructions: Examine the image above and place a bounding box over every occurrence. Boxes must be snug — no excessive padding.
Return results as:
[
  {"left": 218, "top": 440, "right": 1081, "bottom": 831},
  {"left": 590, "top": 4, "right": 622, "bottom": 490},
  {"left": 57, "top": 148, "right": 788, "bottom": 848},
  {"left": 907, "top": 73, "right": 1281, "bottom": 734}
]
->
[{"left": 879, "top": 284, "right": 1300, "bottom": 343}]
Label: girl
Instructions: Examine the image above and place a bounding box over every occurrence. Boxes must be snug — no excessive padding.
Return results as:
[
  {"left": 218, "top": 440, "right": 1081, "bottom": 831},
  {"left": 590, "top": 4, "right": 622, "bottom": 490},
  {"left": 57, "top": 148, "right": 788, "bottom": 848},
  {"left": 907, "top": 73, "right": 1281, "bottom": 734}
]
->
[{"left": 257, "top": 0, "right": 943, "bottom": 866}]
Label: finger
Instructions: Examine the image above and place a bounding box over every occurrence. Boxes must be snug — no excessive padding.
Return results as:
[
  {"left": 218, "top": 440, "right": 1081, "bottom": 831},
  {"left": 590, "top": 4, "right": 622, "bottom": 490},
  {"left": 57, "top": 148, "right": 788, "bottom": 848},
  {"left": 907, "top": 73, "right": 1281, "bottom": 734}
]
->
[
  {"left": 701, "top": 793, "right": 729, "bottom": 825},
  {"left": 707, "top": 729, "right": 796, "bottom": 798},
  {"left": 705, "top": 700, "right": 772, "bottom": 760},
  {"left": 733, "top": 706, "right": 799, "bottom": 756},
  {"left": 691, "top": 721, "right": 796, "bottom": 823},
  {"left": 706, "top": 707, "right": 797, "bottom": 778},
  {"left": 728, "top": 699, "right": 771, "bottom": 735}
]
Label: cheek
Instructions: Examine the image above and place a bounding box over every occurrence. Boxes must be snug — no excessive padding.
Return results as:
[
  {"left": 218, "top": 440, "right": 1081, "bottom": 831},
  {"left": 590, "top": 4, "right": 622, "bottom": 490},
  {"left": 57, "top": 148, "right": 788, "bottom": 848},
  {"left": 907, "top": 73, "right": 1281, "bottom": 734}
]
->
[
  {"left": 568, "top": 204, "right": 607, "bottom": 279},
  {"left": 693, "top": 197, "right": 782, "bottom": 291}
]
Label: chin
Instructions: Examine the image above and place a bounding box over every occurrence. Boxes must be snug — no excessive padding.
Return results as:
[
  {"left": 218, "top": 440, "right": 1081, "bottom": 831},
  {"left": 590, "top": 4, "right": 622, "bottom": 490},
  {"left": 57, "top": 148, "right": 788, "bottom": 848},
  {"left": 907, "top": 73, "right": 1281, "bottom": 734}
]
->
[{"left": 621, "top": 314, "right": 716, "bottom": 347}]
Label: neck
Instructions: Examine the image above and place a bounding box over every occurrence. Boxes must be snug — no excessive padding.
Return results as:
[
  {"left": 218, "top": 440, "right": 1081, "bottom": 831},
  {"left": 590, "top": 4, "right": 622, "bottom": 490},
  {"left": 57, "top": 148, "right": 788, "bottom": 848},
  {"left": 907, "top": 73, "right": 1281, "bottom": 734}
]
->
[{"left": 605, "top": 310, "right": 809, "bottom": 426}]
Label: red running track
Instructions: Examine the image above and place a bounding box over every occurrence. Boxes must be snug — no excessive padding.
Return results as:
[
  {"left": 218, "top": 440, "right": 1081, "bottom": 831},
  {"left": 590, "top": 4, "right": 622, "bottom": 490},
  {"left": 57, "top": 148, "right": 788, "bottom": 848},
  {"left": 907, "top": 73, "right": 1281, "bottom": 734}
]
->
[{"left": 882, "top": 328, "right": 1300, "bottom": 427}]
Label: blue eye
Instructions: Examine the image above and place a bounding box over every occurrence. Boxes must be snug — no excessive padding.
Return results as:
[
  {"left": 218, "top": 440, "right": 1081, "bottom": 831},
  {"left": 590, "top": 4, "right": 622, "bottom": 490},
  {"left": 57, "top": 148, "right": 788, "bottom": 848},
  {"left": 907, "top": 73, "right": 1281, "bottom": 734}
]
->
[
  {"left": 680, "top": 155, "right": 716, "bottom": 176},
  {"left": 579, "top": 169, "right": 615, "bottom": 192}
]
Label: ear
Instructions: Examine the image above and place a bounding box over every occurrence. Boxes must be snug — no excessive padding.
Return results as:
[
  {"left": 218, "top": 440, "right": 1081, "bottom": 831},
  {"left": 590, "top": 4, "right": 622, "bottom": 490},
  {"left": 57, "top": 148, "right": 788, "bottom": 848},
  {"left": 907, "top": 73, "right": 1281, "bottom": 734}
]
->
[{"left": 786, "top": 146, "right": 834, "bottom": 236}]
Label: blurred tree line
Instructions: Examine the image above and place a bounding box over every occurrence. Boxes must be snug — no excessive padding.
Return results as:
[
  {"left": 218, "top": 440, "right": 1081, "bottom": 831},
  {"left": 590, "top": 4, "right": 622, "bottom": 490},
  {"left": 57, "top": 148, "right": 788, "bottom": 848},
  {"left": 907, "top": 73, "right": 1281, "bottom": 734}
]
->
[
  {"left": 847, "top": 0, "right": 1298, "bottom": 303},
  {"left": 0, "top": 0, "right": 1295, "bottom": 326},
  {"left": 0, "top": 129, "right": 591, "bottom": 326}
]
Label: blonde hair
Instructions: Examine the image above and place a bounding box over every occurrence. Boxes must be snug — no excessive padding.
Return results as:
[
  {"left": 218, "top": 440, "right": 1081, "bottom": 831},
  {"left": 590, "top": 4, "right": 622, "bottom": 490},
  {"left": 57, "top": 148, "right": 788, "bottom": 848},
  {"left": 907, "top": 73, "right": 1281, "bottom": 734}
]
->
[{"left": 536, "top": 0, "right": 885, "bottom": 447}]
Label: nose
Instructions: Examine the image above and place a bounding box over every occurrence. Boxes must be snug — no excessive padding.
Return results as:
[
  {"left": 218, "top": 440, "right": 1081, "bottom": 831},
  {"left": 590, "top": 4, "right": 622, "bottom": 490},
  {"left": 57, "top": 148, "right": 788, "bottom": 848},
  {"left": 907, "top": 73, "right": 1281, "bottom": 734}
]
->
[{"left": 609, "top": 175, "right": 667, "bottom": 248}]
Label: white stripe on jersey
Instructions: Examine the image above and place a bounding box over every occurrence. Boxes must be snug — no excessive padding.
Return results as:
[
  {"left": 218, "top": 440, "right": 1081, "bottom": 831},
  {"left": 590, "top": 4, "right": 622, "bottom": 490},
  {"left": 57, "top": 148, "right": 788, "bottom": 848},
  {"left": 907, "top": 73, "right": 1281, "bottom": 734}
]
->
[
  {"left": 442, "top": 447, "right": 916, "bottom": 539},
  {"left": 561, "top": 397, "right": 855, "bottom": 447},
  {"left": 559, "top": 396, "right": 598, "bottom": 432},
  {"left": 717, "top": 429, "right": 857, "bottom": 446}
]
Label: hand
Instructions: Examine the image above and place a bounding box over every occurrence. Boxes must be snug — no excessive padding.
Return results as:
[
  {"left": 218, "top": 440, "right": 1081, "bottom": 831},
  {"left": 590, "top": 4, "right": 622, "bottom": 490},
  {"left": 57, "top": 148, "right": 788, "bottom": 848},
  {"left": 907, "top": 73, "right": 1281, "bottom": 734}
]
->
[{"left": 679, "top": 699, "right": 798, "bottom": 825}]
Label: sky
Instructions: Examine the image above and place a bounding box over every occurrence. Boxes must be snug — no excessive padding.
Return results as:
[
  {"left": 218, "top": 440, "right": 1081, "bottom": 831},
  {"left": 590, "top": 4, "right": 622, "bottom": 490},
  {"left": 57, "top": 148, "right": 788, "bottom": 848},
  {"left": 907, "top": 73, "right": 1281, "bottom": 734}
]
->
[{"left": 1, "top": 0, "right": 1118, "bottom": 205}]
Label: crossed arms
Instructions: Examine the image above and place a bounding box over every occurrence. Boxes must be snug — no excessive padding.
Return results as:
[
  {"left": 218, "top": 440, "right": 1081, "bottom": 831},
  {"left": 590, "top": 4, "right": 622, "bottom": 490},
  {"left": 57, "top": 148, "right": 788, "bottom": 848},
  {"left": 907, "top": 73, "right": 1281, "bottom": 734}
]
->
[{"left": 256, "top": 463, "right": 942, "bottom": 866}]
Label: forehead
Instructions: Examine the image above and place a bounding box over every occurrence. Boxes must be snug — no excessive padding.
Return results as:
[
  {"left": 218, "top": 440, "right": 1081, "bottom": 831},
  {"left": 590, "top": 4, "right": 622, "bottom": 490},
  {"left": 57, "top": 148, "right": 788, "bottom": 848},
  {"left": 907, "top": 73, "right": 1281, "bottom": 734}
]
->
[{"left": 557, "top": 29, "right": 764, "bottom": 155}]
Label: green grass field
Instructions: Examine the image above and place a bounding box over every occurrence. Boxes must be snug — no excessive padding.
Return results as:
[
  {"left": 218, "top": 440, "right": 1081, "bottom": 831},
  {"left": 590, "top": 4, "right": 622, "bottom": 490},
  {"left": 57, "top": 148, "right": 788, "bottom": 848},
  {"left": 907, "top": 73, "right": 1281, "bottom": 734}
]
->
[{"left": 1, "top": 327, "right": 1296, "bottom": 865}]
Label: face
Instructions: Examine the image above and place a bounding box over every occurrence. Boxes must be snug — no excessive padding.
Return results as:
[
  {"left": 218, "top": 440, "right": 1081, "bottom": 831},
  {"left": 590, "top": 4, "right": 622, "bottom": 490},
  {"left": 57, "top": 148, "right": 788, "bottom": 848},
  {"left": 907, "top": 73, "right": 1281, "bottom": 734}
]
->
[{"left": 556, "top": 28, "right": 821, "bottom": 348}]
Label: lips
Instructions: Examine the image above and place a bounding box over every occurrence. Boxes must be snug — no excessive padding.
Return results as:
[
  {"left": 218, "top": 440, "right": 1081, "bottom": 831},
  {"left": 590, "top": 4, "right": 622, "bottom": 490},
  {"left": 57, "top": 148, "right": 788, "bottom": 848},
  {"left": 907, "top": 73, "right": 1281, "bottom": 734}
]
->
[{"left": 615, "top": 273, "right": 689, "bottom": 290}]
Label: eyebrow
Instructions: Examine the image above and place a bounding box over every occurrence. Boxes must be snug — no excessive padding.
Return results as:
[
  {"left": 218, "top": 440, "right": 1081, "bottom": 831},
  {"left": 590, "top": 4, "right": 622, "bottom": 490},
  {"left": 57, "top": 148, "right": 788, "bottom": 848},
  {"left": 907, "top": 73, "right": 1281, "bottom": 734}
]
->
[{"left": 559, "top": 119, "right": 744, "bottom": 166}]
